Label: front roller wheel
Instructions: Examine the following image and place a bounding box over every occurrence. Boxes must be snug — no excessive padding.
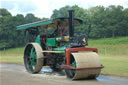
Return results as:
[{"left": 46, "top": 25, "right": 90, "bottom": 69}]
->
[
  {"left": 24, "top": 43, "right": 44, "bottom": 73},
  {"left": 65, "top": 54, "right": 76, "bottom": 79},
  {"left": 65, "top": 52, "right": 102, "bottom": 80}
]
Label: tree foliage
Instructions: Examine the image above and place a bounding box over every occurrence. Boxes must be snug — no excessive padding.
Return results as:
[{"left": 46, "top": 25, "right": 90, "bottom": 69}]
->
[
  {"left": 51, "top": 5, "right": 128, "bottom": 38},
  {"left": 0, "top": 5, "right": 128, "bottom": 49},
  {"left": 0, "top": 8, "right": 41, "bottom": 49}
]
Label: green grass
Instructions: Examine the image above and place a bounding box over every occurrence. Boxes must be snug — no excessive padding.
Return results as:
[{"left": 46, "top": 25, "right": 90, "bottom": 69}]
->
[
  {"left": 0, "top": 56, "right": 23, "bottom": 64},
  {"left": 88, "top": 37, "right": 128, "bottom": 76},
  {"left": 89, "top": 37, "right": 128, "bottom": 45},
  {"left": 0, "top": 37, "right": 128, "bottom": 77},
  {"left": 88, "top": 37, "right": 128, "bottom": 57},
  {"left": 0, "top": 47, "right": 24, "bottom": 64},
  {"left": 0, "top": 47, "right": 24, "bottom": 56},
  {"left": 100, "top": 55, "right": 128, "bottom": 76}
]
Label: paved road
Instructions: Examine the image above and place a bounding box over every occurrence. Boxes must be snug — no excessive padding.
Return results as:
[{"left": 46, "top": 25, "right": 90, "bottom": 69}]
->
[{"left": 0, "top": 64, "right": 128, "bottom": 85}]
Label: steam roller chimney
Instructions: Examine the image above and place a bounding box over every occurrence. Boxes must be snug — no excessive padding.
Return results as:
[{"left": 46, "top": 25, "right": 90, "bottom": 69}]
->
[{"left": 68, "top": 9, "right": 74, "bottom": 39}]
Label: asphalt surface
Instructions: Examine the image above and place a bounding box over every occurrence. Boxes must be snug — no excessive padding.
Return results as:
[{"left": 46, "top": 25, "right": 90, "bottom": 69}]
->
[{"left": 0, "top": 64, "right": 128, "bottom": 85}]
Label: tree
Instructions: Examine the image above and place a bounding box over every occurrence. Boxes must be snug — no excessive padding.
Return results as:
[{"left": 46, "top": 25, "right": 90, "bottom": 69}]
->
[
  {"left": 51, "top": 5, "right": 88, "bottom": 35},
  {"left": 0, "top": 5, "right": 128, "bottom": 49},
  {"left": 51, "top": 5, "right": 128, "bottom": 38},
  {"left": 0, "top": 8, "right": 12, "bottom": 48},
  {"left": 51, "top": 5, "right": 71, "bottom": 18},
  {"left": 25, "top": 13, "right": 41, "bottom": 23},
  {"left": 122, "top": 8, "right": 128, "bottom": 36},
  {"left": 104, "top": 5, "right": 124, "bottom": 37},
  {"left": 86, "top": 6, "right": 106, "bottom": 38}
]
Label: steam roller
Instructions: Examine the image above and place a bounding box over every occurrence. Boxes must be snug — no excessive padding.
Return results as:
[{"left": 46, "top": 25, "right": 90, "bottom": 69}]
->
[{"left": 16, "top": 9, "right": 104, "bottom": 80}]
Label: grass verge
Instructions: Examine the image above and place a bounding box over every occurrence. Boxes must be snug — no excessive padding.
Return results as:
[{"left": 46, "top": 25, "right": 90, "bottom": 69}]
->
[
  {"left": 0, "top": 47, "right": 24, "bottom": 56},
  {"left": 100, "top": 55, "right": 128, "bottom": 77},
  {"left": 0, "top": 56, "right": 23, "bottom": 64}
]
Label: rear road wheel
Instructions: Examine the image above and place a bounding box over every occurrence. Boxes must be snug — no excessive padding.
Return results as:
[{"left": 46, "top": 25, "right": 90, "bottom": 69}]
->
[{"left": 24, "top": 43, "right": 44, "bottom": 73}]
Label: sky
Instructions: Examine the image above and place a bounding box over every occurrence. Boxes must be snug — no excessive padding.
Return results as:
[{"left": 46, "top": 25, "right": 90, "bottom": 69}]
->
[{"left": 0, "top": 0, "right": 128, "bottom": 18}]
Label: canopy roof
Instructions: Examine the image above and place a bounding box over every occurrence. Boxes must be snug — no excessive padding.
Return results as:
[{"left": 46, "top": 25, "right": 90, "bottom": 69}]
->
[{"left": 16, "top": 17, "right": 83, "bottom": 30}]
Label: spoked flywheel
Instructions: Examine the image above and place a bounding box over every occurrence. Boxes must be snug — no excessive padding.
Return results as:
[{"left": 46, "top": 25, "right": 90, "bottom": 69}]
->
[{"left": 24, "top": 43, "right": 44, "bottom": 73}]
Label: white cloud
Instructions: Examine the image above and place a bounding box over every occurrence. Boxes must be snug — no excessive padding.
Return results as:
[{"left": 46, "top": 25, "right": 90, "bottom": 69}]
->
[{"left": 0, "top": 0, "right": 128, "bottom": 18}]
